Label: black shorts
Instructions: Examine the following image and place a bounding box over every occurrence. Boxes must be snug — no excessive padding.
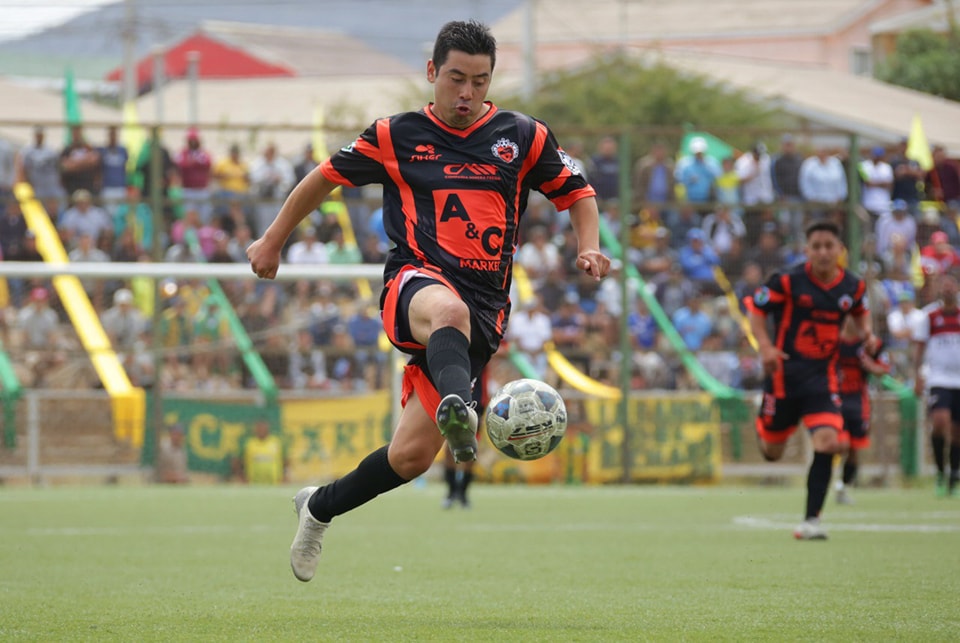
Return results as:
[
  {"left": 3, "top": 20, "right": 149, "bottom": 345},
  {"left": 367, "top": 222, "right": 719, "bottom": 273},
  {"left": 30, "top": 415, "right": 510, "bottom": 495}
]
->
[
  {"left": 840, "top": 393, "right": 870, "bottom": 447},
  {"left": 928, "top": 387, "right": 960, "bottom": 423},
  {"left": 756, "top": 391, "right": 843, "bottom": 444}
]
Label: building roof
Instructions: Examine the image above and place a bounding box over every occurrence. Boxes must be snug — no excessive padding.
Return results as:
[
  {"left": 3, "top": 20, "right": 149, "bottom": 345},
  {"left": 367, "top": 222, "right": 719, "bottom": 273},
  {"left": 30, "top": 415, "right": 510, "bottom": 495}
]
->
[
  {"left": 641, "top": 50, "right": 960, "bottom": 154},
  {"left": 870, "top": 2, "right": 960, "bottom": 34},
  {"left": 129, "top": 74, "right": 424, "bottom": 159},
  {"left": 493, "top": 0, "right": 876, "bottom": 44}
]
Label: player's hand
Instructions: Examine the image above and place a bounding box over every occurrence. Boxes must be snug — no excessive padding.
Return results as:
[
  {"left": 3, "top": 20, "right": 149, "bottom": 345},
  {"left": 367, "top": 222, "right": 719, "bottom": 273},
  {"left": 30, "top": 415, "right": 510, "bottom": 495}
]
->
[
  {"left": 862, "top": 331, "right": 880, "bottom": 355},
  {"left": 247, "top": 237, "right": 282, "bottom": 280},
  {"left": 576, "top": 250, "right": 611, "bottom": 281},
  {"left": 760, "top": 344, "right": 789, "bottom": 376}
]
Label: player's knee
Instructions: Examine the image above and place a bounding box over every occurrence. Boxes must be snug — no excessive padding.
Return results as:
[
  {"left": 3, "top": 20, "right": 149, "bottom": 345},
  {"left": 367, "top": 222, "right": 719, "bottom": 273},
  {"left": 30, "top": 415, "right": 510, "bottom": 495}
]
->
[
  {"left": 430, "top": 298, "right": 471, "bottom": 335},
  {"left": 810, "top": 426, "right": 841, "bottom": 453},
  {"left": 387, "top": 441, "right": 437, "bottom": 479}
]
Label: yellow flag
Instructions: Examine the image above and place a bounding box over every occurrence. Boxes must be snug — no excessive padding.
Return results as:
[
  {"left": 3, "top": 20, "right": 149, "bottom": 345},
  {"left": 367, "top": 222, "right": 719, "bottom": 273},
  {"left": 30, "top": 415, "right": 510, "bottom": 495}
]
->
[
  {"left": 906, "top": 114, "right": 934, "bottom": 172},
  {"left": 122, "top": 101, "right": 147, "bottom": 176}
]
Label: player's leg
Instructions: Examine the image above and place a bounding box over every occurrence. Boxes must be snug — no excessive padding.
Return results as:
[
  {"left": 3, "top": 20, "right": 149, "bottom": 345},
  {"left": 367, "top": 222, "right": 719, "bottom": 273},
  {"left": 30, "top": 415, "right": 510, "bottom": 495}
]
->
[
  {"left": 755, "top": 392, "right": 798, "bottom": 462},
  {"left": 795, "top": 410, "right": 842, "bottom": 540},
  {"left": 949, "top": 390, "right": 960, "bottom": 497},
  {"left": 406, "top": 283, "right": 478, "bottom": 462},
  {"left": 291, "top": 392, "right": 443, "bottom": 582},
  {"left": 928, "top": 388, "right": 950, "bottom": 496}
]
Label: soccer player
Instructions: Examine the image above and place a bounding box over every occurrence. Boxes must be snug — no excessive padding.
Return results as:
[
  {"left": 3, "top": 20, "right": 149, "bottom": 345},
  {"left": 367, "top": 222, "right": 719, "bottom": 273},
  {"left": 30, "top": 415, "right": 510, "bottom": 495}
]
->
[
  {"left": 746, "top": 220, "right": 876, "bottom": 540},
  {"left": 835, "top": 315, "right": 890, "bottom": 505},
  {"left": 247, "top": 20, "right": 609, "bottom": 581},
  {"left": 442, "top": 367, "right": 487, "bottom": 509},
  {"left": 913, "top": 272, "right": 960, "bottom": 498}
]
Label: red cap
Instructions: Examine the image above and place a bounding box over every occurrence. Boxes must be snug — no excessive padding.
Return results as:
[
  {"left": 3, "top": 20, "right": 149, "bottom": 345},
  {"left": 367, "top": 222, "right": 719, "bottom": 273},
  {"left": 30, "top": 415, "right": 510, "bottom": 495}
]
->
[
  {"left": 186, "top": 127, "right": 200, "bottom": 140},
  {"left": 931, "top": 231, "right": 949, "bottom": 244},
  {"left": 30, "top": 287, "right": 49, "bottom": 301}
]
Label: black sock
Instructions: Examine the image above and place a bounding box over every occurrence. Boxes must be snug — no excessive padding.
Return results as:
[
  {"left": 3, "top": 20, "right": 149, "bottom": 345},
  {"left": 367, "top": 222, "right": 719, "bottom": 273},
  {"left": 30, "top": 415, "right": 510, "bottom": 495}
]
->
[
  {"left": 842, "top": 460, "right": 857, "bottom": 486},
  {"left": 444, "top": 465, "right": 457, "bottom": 498},
  {"left": 932, "top": 435, "right": 946, "bottom": 475},
  {"left": 458, "top": 469, "right": 474, "bottom": 499},
  {"left": 805, "top": 451, "right": 833, "bottom": 520},
  {"left": 950, "top": 444, "right": 960, "bottom": 482},
  {"left": 308, "top": 446, "right": 406, "bottom": 522},
  {"left": 426, "top": 327, "right": 471, "bottom": 402}
]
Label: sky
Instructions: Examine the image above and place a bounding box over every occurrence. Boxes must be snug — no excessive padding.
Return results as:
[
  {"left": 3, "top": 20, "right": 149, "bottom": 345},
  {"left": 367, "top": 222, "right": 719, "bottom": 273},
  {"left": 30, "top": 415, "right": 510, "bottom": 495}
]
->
[{"left": 0, "top": 0, "right": 116, "bottom": 43}]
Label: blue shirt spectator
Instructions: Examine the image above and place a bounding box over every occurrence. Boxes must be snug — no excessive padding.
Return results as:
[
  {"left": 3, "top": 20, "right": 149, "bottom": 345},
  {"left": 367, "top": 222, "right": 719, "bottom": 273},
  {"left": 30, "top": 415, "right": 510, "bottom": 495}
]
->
[
  {"left": 678, "top": 228, "right": 720, "bottom": 283},
  {"left": 672, "top": 294, "right": 714, "bottom": 351},
  {"left": 675, "top": 138, "right": 721, "bottom": 203}
]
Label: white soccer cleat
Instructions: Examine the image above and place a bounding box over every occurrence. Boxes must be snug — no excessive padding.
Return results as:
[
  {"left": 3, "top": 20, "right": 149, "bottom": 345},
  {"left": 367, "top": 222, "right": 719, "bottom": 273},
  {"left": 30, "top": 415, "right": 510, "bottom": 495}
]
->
[
  {"left": 436, "top": 394, "right": 479, "bottom": 463},
  {"left": 836, "top": 487, "right": 854, "bottom": 505},
  {"left": 290, "top": 486, "right": 329, "bottom": 582},
  {"left": 793, "top": 518, "right": 828, "bottom": 541}
]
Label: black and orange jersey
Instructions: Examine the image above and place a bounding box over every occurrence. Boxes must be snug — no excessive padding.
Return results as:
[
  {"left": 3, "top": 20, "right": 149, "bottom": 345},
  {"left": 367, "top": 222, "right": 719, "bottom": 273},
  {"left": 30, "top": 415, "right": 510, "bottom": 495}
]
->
[
  {"left": 747, "top": 261, "right": 867, "bottom": 397},
  {"left": 319, "top": 102, "right": 595, "bottom": 349},
  {"left": 837, "top": 337, "right": 888, "bottom": 397}
]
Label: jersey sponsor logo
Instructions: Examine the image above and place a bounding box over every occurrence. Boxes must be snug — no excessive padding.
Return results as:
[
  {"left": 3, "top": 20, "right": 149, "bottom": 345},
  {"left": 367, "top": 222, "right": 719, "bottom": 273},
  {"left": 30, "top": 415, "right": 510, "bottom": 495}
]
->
[
  {"left": 443, "top": 163, "right": 499, "bottom": 180},
  {"left": 761, "top": 392, "right": 776, "bottom": 417},
  {"left": 433, "top": 189, "right": 507, "bottom": 270},
  {"left": 754, "top": 287, "right": 770, "bottom": 306},
  {"left": 410, "top": 144, "right": 442, "bottom": 162},
  {"left": 491, "top": 138, "right": 520, "bottom": 163},
  {"left": 558, "top": 149, "right": 582, "bottom": 175},
  {"left": 838, "top": 294, "right": 853, "bottom": 312}
]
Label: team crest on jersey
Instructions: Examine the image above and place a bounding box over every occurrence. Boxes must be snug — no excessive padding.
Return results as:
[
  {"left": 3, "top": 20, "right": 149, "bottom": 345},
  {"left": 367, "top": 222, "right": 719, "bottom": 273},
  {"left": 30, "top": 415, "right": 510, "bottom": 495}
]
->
[
  {"left": 340, "top": 141, "right": 356, "bottom": 153},
  {"left": 754, "top": 287, "right": 770, "bottom": 306},
  {"left": 831, "top": 393, "right": 842, "bottom": 408},
  {"left": 838, "top": 294, "right": 853, "bottom": 312},
  {"left": 491, "top": 138, "right": 520, "bottom": 163},
  {"left": 558, "top": 149, "right": 582, "bottom": 175}
]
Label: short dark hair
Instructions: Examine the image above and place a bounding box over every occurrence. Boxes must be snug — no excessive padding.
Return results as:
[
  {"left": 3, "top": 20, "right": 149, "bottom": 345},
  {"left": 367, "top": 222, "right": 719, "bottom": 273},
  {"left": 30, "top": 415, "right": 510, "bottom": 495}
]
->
[
  {"left": 432, "top": 20, "right": 497, "bottom": 71},
  {"left": 805, "top": 220, "right": 841, "bottom": 240}
]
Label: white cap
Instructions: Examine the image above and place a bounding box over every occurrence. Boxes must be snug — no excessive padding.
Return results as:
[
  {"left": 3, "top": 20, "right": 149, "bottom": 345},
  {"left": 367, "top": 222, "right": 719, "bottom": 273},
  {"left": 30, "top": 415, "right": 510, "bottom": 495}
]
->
[
  {"left": 689, "top": 137, "right": 708, "bottom": 154},
  {"left": 114, "top": 288, "right": 133, "bottom": 305}
]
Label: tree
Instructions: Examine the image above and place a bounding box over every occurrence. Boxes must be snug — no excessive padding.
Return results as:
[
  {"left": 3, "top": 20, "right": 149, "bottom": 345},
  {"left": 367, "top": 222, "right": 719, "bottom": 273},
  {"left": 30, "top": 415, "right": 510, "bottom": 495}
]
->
[
  {"left": 499, "top": 53, "right": 787, "bottom": 159},
  {"left": 876, "top": 28, "right": 960, "bottom": 102}
]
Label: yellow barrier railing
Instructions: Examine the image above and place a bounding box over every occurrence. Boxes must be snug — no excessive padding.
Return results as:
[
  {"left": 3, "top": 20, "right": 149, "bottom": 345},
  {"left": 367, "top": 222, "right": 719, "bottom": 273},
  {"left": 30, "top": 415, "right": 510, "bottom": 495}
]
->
[{"left": 14, "top": 182, "right": 146, "bottom": 447}]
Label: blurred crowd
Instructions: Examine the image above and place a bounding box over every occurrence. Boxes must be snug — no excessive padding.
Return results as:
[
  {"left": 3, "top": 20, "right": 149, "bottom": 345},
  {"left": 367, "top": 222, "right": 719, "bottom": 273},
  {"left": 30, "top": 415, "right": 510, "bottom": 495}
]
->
[{"left": 1, "top": 125, "right": 958, "bottom": 393}]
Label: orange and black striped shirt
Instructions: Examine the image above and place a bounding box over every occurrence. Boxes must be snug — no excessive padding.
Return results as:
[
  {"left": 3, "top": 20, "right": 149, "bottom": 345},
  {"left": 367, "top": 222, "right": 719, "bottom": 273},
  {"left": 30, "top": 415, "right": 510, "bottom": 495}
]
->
[{"left": 319, "top": 102, "right": 596, "bottom": 349}]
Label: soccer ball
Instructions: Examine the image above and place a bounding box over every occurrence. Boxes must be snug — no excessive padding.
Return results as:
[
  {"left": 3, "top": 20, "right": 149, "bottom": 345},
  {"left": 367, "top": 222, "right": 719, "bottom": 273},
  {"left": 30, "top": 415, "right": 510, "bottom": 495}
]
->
[{"left": 485, "top": 379, "right": 567, "bottom": 461}]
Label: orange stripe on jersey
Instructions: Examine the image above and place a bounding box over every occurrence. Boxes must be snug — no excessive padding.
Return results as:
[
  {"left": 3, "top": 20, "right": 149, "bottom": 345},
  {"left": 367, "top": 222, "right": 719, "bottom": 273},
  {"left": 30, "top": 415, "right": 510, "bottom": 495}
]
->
[
  {"left": 850, "top": 279, "right": 868, "bottom": 316},
  {"left": 803, "top": 412, "right": 842, "bottom": 431},
  {"left": 319, "top": 160, "right": 354, "bottom": 187},
  {"left": 376, "top": 119, "right": 426, "bottom": 263},
  {"left": 827, "top": 351, "right": 839, "bottom": 394},
  {"left": 551, "top": 188, "right": 596, "bottom": 213},
  {"left": 772, "top": 273, "right": 792, "bottom": 397},
  {"left": 353, "top": 138, "right": 382, "bottom": 164}
]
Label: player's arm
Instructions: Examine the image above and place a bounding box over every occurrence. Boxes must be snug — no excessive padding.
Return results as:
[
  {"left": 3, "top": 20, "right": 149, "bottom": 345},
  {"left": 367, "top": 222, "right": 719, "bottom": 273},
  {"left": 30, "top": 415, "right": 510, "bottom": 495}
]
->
[
  {"left": 568, "top": 196, "right": 610, "bottom": 281},
  {"left": 852, "top": 310, "right": 878, "bottom": 353},
  {"left": 247, "top": 167, "right": 339, "bottom": 279},
  {"left": 912, "top": 339, "right": 927, "bottom": 396},
  {"left": 744, "top": 278, "right": 789, "bottom": 375}
]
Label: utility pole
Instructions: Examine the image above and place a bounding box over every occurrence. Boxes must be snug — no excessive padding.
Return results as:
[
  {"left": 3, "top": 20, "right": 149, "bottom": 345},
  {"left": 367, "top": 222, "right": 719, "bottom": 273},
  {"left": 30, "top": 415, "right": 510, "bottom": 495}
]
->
[
  {"left": 122, "top": 0, "right": 137, "bottom": 105},
  {"left": 186, "top": 51, "right": 200, "bottom": 126},
  {"left": 521, "top": 0, "right": 536, "bottom": 101}
]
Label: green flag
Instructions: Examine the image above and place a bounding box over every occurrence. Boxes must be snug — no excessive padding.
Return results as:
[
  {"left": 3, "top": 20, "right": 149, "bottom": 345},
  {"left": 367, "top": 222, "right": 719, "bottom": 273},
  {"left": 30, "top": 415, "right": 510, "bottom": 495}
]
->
[
  {"left": 678, "top": 130, "right": 735, "bottom": 163},
  {"left": 63, "top": 67, "right": 82, "bottom": 144}
]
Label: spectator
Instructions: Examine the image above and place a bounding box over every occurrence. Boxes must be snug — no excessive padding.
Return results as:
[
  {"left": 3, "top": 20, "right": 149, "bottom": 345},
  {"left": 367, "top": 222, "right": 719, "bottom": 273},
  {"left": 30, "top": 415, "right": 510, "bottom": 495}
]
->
[
  {"left": 59, "top": 125, "right": 101, "bottom": 198},
  {"left": 860, "top": 146, "right": 893, "bottom": 219},
  {"left": 98, "top": 125, "right": 128, "bottom": 215},
  {"left": 113, "top": 185, "right": 153, "bottom": 251},
  {"left": 155, "top": 423, "right": 189, "bottom": 484},
  {"left": 286, "top": 226, "right": 329, "bottom": 265},
  {"left": 745, "top": 222, "right": 789, "bottom": 279},
  {"left": 171, "top": 208, "right": 218, "bottom": 259},
  {"left": 701, "top": 204, "right": 746, "bottom": 257},
  {"left": 675, "top": 137, "right": 720, "bottom": 205},
  {"left": 714, "top": 156, "right": 740, "bottom": 209},
  {"left": 886, "top": 289, "right": 925, "bottom": 371},
  {"left": 925, "top": 145, "right": 960, "bottom": 210},
  {"left": 212, "top": 143, "right": 250, "bottom": 213},
  {"left": 192, "top": 300, "right": 232, "bottom": 377},
  {"left": 880, "top": 232, "right": 912, "bottom": 278},
  {"left": 672, "top": 290, "right": 713, "bottom": 351},
  {"left": 101, "top": 288, "right": 147, "bottom": 352},
  {"left": 233, "top": 418, "right": 288, "bottom": 484},
  {"left": 347, "top": 301, "right": 385, "bottom": 388},
  {"left": 654, "top": 263, "right": 697, "bottom": 319},
  {"left": 207, "top": 231, "right": 234, "bottom": 263},
  {"left": 0, "top": 198, "right": 27, "bottom": 264},
  {"left": 697, "top": 332, "right": 741, "bottom": 387},
  {"left": 666, "top": 205, "right": 701, "bottom": 249},
  {"left": 587, "top": 135, "right": 620, "bottom": 204},
  {"left": 678, "top": 228, "right": 720, "bottom": 287},
  {"left": 507, "top": 297, "right": 553, "bottom": 379},
  {"left": 632, "top": 141, "right": 675, "bottom": 209},
  {"left": 875, "top": 199, "right": 917, "bottom": 257},
  {"left": 14, "top": 287, "right": 64, "bottom": 386},
  {"left": 58, "top": 189, "right": 112, "bottom": 249},
  {"left": 515, "top": 224, "right": 560, "bottom": 291},
  {"left": 919, "top": 230, "right": 960, "bottom": 279},
  {"left": 799, "top": 147, "right": 847, "bottom": 209},
  {"left": 627, "top": 297, "right": 658, "bottom": 351},
  {"left": 294, "top": 142, "right": 318, "bottom": 184},
  {"left": 735, "top": 142, "right": 775, "bottom": 209},
  {"left": 888, "top": 137, "right": 924, "bottom": 214},
  {"left": 551, "top": 291, "right": 588, "bottom": 350},
  {"left": 595, "top": 259, "right": 639, "bottom": 317},
  {"left": 326, "top": 226, "right": 362, "bottom": 264},
  {"left": 68, "top": 232, "right": 110, "bottom": 305},
  {"left": 249, "top": 142, "right": 295, "bottom": 236},
  {"left": 174, "top": 128, "right": 213, "bottom": 221},
  {"left": 17, "top": 125, "right": 64, "bottom": 215},
  {"left": 288, "top": 327, "right": 329, "bottom": 390},
  {"left": 638, "top": 227, "right": 676, "bottom": 278},
  {"left": 0, "top": 135, "right": 14, "bottom": 206},
  {"left": 133, "top": 137, "right": 178, "bottom": 224},
  {"left": 771, "top": 133, "right": 805, "bottom": 239},
  {"left": 227, "top": 224, "right": 254, "bottom": 263}
]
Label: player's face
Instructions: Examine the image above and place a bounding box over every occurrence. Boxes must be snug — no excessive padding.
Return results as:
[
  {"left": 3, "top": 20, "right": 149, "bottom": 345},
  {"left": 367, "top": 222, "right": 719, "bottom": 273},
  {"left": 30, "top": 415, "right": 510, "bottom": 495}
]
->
[
  {"left": 805, "top": 230, "right": 842, "bottom": 275},
  {"left": 427, "top": 50, "right": 493, "bottom": 129},
  {"left": 939, "top": 275, "right": 958, "bottom": 303}
]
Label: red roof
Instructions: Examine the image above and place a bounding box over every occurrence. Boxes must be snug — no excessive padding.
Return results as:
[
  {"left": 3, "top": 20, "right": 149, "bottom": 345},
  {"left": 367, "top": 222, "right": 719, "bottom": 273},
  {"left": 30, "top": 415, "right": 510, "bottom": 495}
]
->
[{"left": 105, "top": 33, "right": 295, "bottom": 89}]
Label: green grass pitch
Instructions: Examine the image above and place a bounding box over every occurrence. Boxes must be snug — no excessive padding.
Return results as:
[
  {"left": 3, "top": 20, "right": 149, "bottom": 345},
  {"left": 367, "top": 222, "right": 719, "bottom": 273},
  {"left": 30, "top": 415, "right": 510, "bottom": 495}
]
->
[{"left": 0, "top": 482, "right": 956, "bottom": 641}]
